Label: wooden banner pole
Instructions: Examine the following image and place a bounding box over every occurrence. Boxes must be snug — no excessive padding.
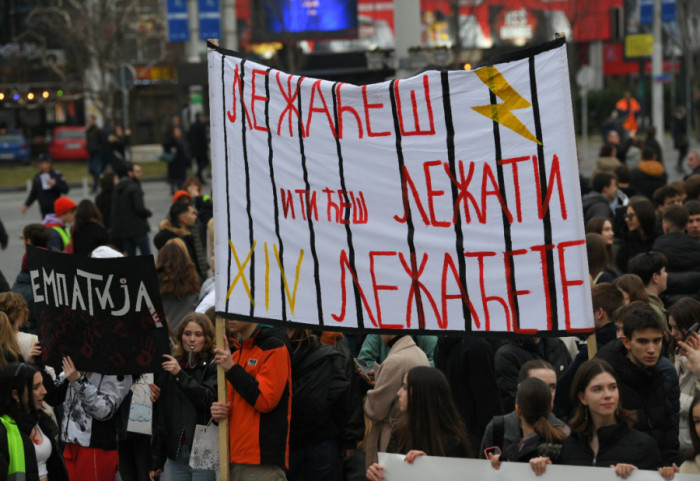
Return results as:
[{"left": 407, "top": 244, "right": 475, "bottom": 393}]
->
[
  {"left": 208, "top": 37, "right": 229, "bottom": 481},
  {"left": 216, "top": 316, "right": 229, "bottom": 481}
]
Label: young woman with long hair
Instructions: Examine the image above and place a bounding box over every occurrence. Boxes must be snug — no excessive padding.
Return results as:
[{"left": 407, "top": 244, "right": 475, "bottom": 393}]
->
[
  {"left": 150, "top": 312, "right": 217, "bottom": 481},
  {"left": 488, "top": 377, "right": 565, "bottom": 468},
  {"left": 0, "top": 362, "right": 68, "bottom": 480},
  {"left": 668, "top": 298, "right": 700, "bottom": 456},
  {"left": 70, "top": 199, "right": 110, "bottom": 256},
  {"left": 0, "top": 312, "right": 24, "bottom": 371},
  {"left": 679, "top": 394, "right": 700, "bottom": 473},
  {"left": 587, "top": 233, "right": 615, "bottom": 284},
  {"left": 0, "top": 293, "right": 38, "bottom": 362},
  {"left": 529, "top": 359, "right": 676, "bottom": 479},
  {"left": 616, "top": 197, "right": 658, "bottom": 273},
  {"left": 586, "top": 216, "right": 619, "bottom": 279},
  {"left": 613, "top": 273, "right": 650, "bottom": 305},
  {"left": 367, "top": 366, "right": 470, "bottom": 481},
  {"left": 156, "top": 239, "right": 201, "bottom": 334}
]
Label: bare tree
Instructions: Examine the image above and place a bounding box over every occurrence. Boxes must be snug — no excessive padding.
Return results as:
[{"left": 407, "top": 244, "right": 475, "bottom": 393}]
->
[{"left": 27, "top": 0, "right": 140, "bottom": 121}]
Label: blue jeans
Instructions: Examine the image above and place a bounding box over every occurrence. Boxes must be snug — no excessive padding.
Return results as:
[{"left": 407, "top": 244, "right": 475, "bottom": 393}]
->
[
  {"left": 287, "top": 439, "right": 338, "bottom": 481},
  {"left": 88, "top": 153, "right": 103, "bottom": 190},
  {"left": 124, "top": 233, "right": 151, "bottom": 257},
  {"left": 165, "top": 444, "right": 215, "bottom": 481}
]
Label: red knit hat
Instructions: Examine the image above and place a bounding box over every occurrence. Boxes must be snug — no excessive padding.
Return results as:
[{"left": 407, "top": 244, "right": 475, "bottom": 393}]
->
[
  {"left": 172, "top": 190, "right": 192, "bottom": 204},
  {"left": 54, "top": 197, "right": 76, "bottom": 216}
]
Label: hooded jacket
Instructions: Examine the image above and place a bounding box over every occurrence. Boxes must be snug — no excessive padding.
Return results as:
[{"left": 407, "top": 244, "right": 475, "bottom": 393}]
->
[
  {"left": 154, "top": 219, "right": 206, "bottom": 279},
  {"left": 42, "top": 213, "right": 70, "bottom": 251},
  {"left": 224, "top": 326, "right": 292, "bottom": 469},
  {"left": 631, "top": 160, "right": 667, "bottom": 200},
  {"left": 582, "top": 191, "right": 613, "bottom": 222}
]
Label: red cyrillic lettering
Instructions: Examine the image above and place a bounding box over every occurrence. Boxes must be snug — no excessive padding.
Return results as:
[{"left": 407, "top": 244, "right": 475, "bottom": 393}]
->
[
  {"left": 498, "top": 156, "right": 530, "bottom": 223},
  {"left": 424, "top": 160, "right": 450, "bottom": 227},
  {"left": 305, "top": 80, "right": 336, "bottom": 138},
  {"left": 465, "top": 251, "right": 510, "bottom": 331},
  {"left": 227, "top": 65, "right": 253, "bottom": 129},
  {"left": 250, "top": 69, "right": 270, "bottom": 132},
  {"left": 395, "top": 75, "right": 436, "bottom": 137},
  {"left": 557, "top": 240, "right": 586, "bottom": 330},
  {"left": 362, "top": 85, "right": 390, "bottom": 137},
  {"left": 280, "top": 189, "right": 295, "bottom": 219},
  {"left": 369, "top": 251, "right": 403, "bottom": 329},
  {"left": 533, "top": 154, "right": 568, "bottom": 220},
  {"left": 276, "top": 72, "right": 301, "bottom": 137},
  {"left": 481, "top": 163, "right": 514, "bottom": 224},
  {"left": 393, "top": 165, "right": 430, "bottom": 225},
  {"left": 336, "top": 83, "right": 363, "bottom": 139},
  {"left": 440, "top": 253, "right": 480, "bottom": 329}
]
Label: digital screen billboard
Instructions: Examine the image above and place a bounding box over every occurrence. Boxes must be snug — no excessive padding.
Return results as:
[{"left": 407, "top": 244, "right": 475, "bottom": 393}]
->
[{"left": 252, "top": 0, "right": 358, "bottom": 41}]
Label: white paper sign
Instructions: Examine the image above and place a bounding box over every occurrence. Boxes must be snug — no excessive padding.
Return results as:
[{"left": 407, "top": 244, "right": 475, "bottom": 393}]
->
[
  {"left": 378, "top": 454, "right": 697, "bottom": 481},
  {"left": 126, "top": 372, "right": 153, "bottom": 435},
  {"left": 209, "top": 38, "right": 593, "bottom": 334}
]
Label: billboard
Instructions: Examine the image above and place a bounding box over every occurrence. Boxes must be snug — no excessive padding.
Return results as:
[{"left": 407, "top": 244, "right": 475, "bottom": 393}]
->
[{"left": 251, "top": 0, "right": 359, "bottom": 41}]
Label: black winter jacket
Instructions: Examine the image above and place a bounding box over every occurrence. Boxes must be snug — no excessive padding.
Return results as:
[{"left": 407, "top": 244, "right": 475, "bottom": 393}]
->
[
  {"left": 72, "top": 221, "right": 110, "bottom": 256},
  {"left": 495, "top": 337, "right": 571, "bottom": 413},
  {"left": 24, "top": 168, "right": 69, "bottom": 217},
  {"left": 435, "top": 337, "right": 503, "bottom": 449},
  {"left": 558, "top": 422, "right": 662, "bottom": 469},
  {"left": 652, "top": 232, "right": 700, "bottom": 273},
  {"left": 289, "top": 343, "right": 350, "bottom": 451},
  {"left": 596, "top": 339, "right": 679, "bottom": 465},
  {"left": 151, "top": 353, "right": 217, "bottom": 469},
  {"left": 111, "top": 177, "right": 151, "bottom": 239},
  {"left": 616, "top": 231, "right": 655, "bottom": 273}
]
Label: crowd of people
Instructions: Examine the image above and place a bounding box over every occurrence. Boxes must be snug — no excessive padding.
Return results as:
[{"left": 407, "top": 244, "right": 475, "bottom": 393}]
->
[{"left": 0, "top": 110, "right": 699, "bottom": 481}]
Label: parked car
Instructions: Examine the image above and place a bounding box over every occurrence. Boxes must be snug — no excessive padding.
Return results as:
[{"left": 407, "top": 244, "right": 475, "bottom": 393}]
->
[
  {"left": 0, "top": 132, "right": 31, "bottom": 163},
  {"left": 48, "top": 126, "right": 88, "bottom": 161}
]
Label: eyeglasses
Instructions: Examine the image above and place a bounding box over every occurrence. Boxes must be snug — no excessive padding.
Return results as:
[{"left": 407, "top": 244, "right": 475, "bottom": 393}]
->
[{"left": 624, "top": 213, "right": 636, "bottom": 220}]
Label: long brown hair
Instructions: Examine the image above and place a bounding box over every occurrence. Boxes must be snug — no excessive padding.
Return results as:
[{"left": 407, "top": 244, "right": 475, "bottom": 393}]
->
[
  {"left": 586, "top": 216, "right": 617, "bottom": 273},
  {"left": 171, "top": 312, "right": 215, "bottom": 362},
  {"left": 516, "top": 377, "right": 566, "bottom": 443},
  {"left": 569, "top": 359, "right": 636, "bottom": 436},
  {"left": 287, "top": 328, "right": 318, "bottom": 355},
  {"left": 394, "top": 366, "right": 472, "bottom": 457},
  {"left": 613, "top": 274, "right": 649, "bottom": 303},
  {"left": 156, "top": 240, "right": 200, "bottom": 299},
  {"left": 0, "top": 292, "right": 29, "bottom": 330},
  {"left": 0, "top": 313, "right": 23, "bottom": 370}
]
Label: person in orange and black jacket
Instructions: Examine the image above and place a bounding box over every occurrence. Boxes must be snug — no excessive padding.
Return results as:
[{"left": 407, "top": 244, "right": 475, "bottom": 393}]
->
[{"left": 211, "top": 321, "right": 291, "bottom": 481}]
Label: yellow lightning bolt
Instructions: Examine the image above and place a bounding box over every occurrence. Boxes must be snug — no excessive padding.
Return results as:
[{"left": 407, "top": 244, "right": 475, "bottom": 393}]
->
[{"left": 472, "top": 66, "right": 542, "bottom": 145}]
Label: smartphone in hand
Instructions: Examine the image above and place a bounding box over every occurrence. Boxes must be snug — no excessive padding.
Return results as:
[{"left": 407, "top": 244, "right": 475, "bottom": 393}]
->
[{"left": 353, "top": 358, "right": 374, "bottom": 380}]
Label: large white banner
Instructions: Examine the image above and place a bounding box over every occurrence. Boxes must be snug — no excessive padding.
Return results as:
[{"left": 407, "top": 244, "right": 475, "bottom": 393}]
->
[
  {"left": 378, "top": 454, "right": 696, "bottom": 481},
  {"left": 209, "top": 38, "right": 594, "bottom": 334}
]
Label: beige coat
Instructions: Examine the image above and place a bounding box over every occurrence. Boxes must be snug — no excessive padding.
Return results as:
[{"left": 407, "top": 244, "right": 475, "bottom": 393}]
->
[
  {"left": 680, "top": 455, "right": 700, "bottom": 474},
  {"left": 363, "top": 336, "right": 430, "bottom": 467}
]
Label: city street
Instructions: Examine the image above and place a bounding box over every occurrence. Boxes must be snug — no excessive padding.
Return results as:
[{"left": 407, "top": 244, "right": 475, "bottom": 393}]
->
[{"left": 0, "top": 177, "right": 177, "bottom": 285}]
